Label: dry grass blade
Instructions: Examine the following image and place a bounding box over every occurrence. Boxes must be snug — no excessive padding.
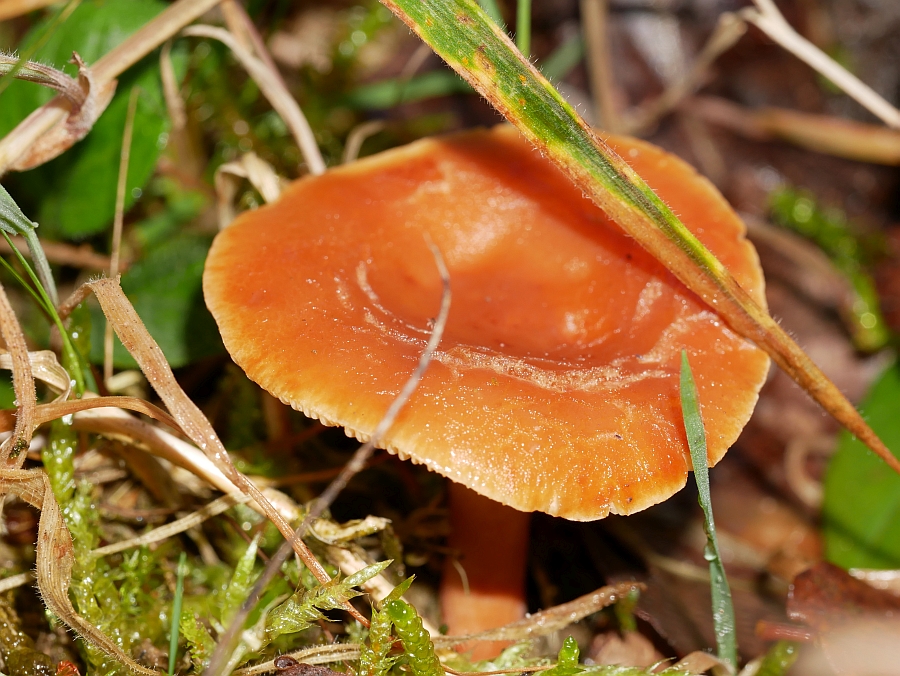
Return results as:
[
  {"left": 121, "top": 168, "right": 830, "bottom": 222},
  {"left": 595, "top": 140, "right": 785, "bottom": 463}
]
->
[
  {"left": 91, "top": 493, "right": 248, "bottom": 557},
  {"left": 182, "top": 25, "right": 326, "bottom": 176},
  {"left": 0, "top": 571, "right": 32, "bottom": 593},
  {"left": 0, "top": 395, "right": 180, "bottom": 433},
  {"left": 0, "top": 349, "right": 70, "bottom": 401},
  {"left": 0, "top": 236, "right": 112, "bottom": 270},
  {"left": 105, "top": 86, "right": 140, "bottom": 386},
  {"left": 626, "top": 13, "right": 747, "bottom": 134},
  {"left": 70, "top": 406, "right": 239, "bottom": 498},
  {"left": 85, "top": 277, "right": 352, "bottom": 614},
  {"left": 741, "top": 0, "right": 900, "bottom": 129},
  {"left": 0, "top": 281, "right": 35, "bottom": 466},
  {"left": 215, "top": 152, "right": 285, "bottom": 228},
  {"left": 0, "top": 0, "right": 58, "bottom": 21},
  {"left": 690, "top": 95, "right": 900, "bottom": 165},
  {"left": 0, "top": 0, "right": 223, "bottom": 174},
  {"left": 0, "top": 468, "right": 159, "bottom": 675}
]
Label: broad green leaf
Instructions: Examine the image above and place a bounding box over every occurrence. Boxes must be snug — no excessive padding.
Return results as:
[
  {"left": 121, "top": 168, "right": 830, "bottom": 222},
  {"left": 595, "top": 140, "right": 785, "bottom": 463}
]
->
[
  {"left": 0, "top": 0, "right": 175, "bottom": 238},
  {"left": 89, "top": 234, "right": 223, "bottom": 368},
  {"left": 824, "top": 362, "right": 900, "bottom": 569}
]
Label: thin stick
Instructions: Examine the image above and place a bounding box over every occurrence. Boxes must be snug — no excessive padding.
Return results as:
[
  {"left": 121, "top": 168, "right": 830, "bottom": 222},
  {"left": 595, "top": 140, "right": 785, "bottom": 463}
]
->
[
  {"left": 342, "top": 120, "right": 386, "bottom": 163},
  {"left": 204, "top": 240, "right": 451, "bottom": 676},
  {"left": 580, "top": 0, "right": 620, "bottom": 132},
  {"left": 0, "top": 280, "right": 34, "bottom": 466},
  {"left": 183, "top": 26, "right": 326, "bottom": 176},
  {"left": 742, "top": 0, "right": 900, "bottom": 129},
  {"left": 0, "top": 236, "right": 111, "bottom": 270},
  {"left": 105, "top": 87, "right": 139, "bottom": 386},
  {"left": 91, "top": 494, "right": 246, "bottom": 557},
  {"left": 625, "top": 12, "right": 747, "bottom": 134}
]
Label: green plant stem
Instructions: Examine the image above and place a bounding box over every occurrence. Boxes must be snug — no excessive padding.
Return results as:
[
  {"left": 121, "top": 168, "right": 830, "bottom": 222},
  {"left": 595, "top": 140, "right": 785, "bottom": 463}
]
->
[
  {"left": 169, "top": 552, "right": 187, "bottom": 676},
  {"left": 516, "top": 0, "right": 531, "bottom": 56},
  {"left": 0, "top": 232, "right": 85, "bottom": 395},
  {"left": 680, "top": 351, "right": 737, "bottom": 670}
]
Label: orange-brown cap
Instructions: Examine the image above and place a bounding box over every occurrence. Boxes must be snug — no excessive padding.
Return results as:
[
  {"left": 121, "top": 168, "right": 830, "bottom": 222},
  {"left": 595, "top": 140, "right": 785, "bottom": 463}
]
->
[{"left": 203, "top": 125, "right": 769, "bottom": 521}]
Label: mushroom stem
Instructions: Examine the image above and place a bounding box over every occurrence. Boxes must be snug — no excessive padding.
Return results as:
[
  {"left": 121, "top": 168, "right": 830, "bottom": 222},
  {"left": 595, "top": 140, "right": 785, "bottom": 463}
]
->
[{"left": 440, "top": 482, "right": 531, "bottom": 660}]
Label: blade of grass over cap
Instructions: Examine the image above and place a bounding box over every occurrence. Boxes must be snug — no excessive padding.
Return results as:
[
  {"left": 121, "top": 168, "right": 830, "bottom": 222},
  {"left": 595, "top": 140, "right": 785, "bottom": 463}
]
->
[
  {"left": 680, "top": 351, "right": 737, "bottom": 670},
  {"left": 379, "top": 0, "right": 900, "bottom": 477}
]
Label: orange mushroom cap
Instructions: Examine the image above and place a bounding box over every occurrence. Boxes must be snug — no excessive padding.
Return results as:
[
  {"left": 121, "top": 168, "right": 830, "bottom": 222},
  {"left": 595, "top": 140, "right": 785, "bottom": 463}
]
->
[{"left": 203, "top": 125, "right": 769, "bottom": 521}]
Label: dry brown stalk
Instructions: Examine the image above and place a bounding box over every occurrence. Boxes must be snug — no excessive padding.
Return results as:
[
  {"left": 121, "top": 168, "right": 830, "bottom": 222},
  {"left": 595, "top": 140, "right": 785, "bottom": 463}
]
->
[
  {"left": 0, "top": 0, "right": 223, "bottom": 174},
  {"left": 182, "top": 25, "right": 326, "bottom": 175},
  {"left": 689, "top": 96, "right": 900, "bottom": 165},
  {"left": 104, "top": 86, "right": 140, "bottom": 386},
  {"left": 580, "top": 0, "right": 621, "bottom": 132},
  {"left": 625, "top": 13, "right": 747, "bottom": 135},
  {"left": 0, "top": 281, "right": 35, "bottom": 466},
  {"left": 0, "top": 236, "right": 112, "bottom": 270},
  {"left": 0, "top": 395, "right": 179, "bottom": 433},
  {"left": 741, "top": 0, "right": 900, "bottom": 129},
  {"left": 0, "top": 0, "right": 57, "bottom": 21}
]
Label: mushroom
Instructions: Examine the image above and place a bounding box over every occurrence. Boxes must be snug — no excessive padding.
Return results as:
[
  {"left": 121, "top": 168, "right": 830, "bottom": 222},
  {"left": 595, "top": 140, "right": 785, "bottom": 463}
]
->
[{"left": 203, "top": 125, "right": 769, "bottom": 655}]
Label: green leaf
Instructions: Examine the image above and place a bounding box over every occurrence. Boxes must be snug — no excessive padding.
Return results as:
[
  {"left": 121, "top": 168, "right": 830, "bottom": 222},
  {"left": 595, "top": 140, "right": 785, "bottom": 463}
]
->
[
  {"left": 345, "top": 70, "right": 471, "bottom": 109},
  {"left": 0, "top": 0, "right": 176, "bottom": 239},
  {"left": 680, "top": 351, "right": 737, "bottom": 670},
  {"left": 824, "top": 362, "right": 900, "bottom": 568},
  {"left": 181, "top": 613, "right": 216, "bottom": 672},
  {"left": 89, "top": 234, "right": 223, "bottom": 368},
  {"left": 222, "top": 536, "right": 260, "bottom": 624},
  {"left": 541, "top": 636, "right": 582, "bottom": 676}
]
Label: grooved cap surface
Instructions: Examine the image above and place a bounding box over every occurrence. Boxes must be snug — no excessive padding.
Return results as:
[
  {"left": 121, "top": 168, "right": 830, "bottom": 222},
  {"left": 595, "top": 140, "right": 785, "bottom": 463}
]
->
[{"left": 204, "top": 126, "right": 769, "bottom": 520}]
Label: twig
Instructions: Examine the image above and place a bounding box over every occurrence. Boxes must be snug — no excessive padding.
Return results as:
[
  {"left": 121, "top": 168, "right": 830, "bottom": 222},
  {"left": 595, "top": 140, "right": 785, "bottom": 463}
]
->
[
  {"left": 625, "top": 13, "right": 747, "bottom": 134},
  {"left": 580, "top": 0, "right": 620, "bottom": 132},
  {"left": 0, "top": 0, "right": 223, "bottom": 174},
  {"left": 205, "top": 240, "right": 452, "bottom": 676},
  {"left": 0, "top": 281, "right": 34, "bottom": 467},
  {"left": 688, "top": 95, "right": 900, "bottom": 165},
  {"left": 183, "top": 25, "right": 326, "bottom": 176},
  {"left": 742, "top": 0, "right": 900, "bottom": 129},
  {"left": 0, "top": 0, "right": 59, "bottom": 21},
  {"left": 105, "top": 87, "right": 139, "bottom": 386},
  {"left": 342, "top": 120, "right": 386, "bottom": 163},
  {"left": 0, "top": 236, "right": 111, "bottom": 270},
  {"left": 91, "top": 493, "right": 248, "bottom": 557}
]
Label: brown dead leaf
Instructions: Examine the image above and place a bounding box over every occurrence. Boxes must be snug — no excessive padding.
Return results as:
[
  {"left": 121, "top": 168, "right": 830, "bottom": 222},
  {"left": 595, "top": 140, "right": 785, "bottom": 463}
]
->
[{"left": 788, "top": 562, "right": 900, "bottom": 632}]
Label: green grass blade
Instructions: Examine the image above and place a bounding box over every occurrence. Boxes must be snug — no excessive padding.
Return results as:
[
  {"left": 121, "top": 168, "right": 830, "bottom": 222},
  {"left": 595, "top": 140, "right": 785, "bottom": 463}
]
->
[
  {"left": 516, "top": 0, "right": 531, "bottom": 56},
  {"left": 680, "top": 351, "right": 737, "bottom": 670},
  {"left": 169, "top": 551, "right": 187, "bottom": 676},
  {"left": 380, "top": 0, "right": 900, "bottom": 478},
  {"left": 477, "top": 0, "right": 504, "bottom": 27}
]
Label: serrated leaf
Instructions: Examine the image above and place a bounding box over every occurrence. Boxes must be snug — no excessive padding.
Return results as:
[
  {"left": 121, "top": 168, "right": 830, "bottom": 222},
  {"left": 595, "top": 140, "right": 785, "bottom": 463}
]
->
[
  {"left": 89, "top": 234, "right": 223, "bottom": 368},
  {"left": 824, "top": 362, "right": 900, "bottom": 569},
  {"left": 0, "top": 0, "right": 177, "bottom": 238}
]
